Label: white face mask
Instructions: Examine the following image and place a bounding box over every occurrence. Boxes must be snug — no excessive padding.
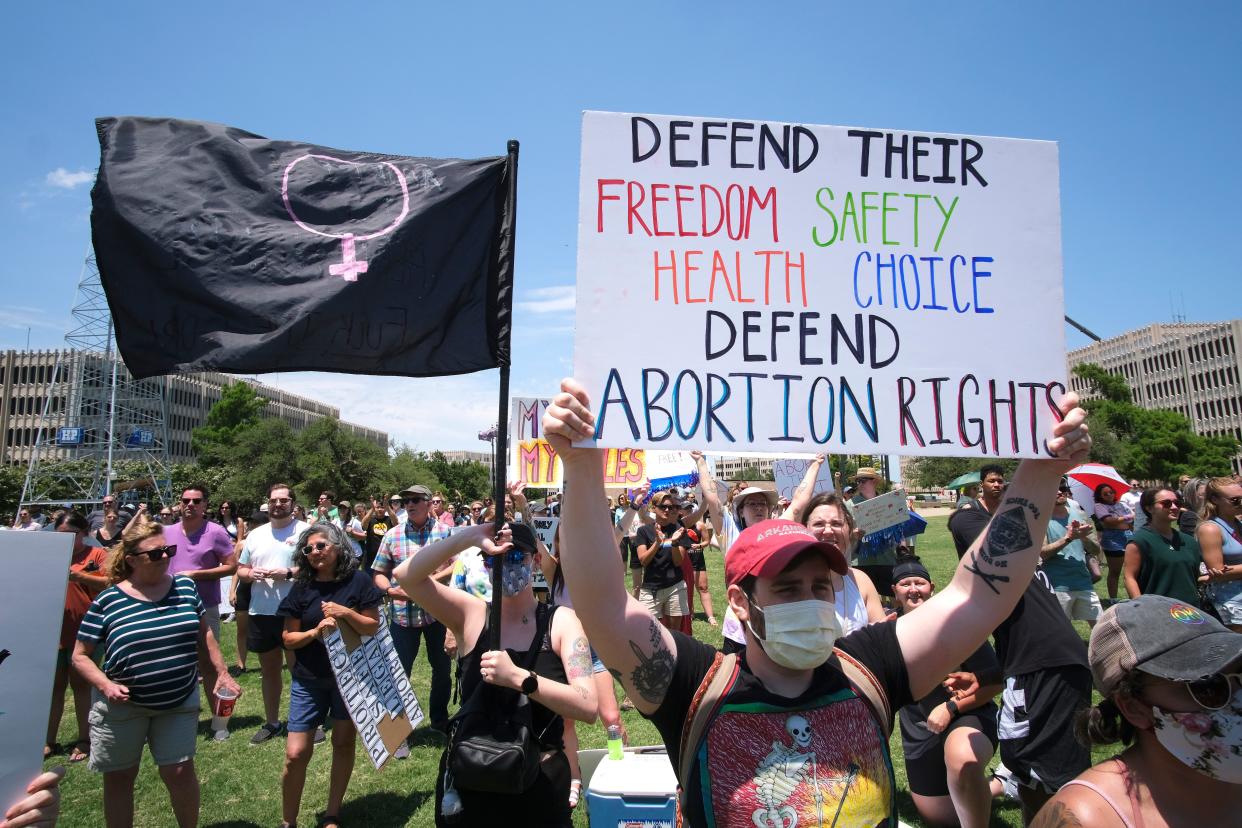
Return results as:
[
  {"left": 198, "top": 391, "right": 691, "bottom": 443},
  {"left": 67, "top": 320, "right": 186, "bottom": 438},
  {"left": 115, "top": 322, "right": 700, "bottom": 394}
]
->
[
  {"left": 745, "top": 598, "right": 841, "bottom": 671},
  {"left": 1151, "top": 700, "right": 1242, "bottom": 783}
]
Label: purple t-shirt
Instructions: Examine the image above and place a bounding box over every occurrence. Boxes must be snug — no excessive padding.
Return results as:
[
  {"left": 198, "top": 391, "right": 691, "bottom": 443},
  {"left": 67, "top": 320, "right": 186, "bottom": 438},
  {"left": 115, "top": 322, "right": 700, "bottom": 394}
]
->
[{"left": 165, "top": 520, "right": 235, "bottom": 607}]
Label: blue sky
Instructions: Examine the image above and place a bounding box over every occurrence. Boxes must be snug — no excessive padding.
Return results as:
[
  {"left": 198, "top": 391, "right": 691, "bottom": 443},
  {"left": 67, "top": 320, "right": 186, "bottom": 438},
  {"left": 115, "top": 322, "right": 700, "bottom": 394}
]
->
[{"left": 2, "top": 2, "right": 1239, "bottom": 451}]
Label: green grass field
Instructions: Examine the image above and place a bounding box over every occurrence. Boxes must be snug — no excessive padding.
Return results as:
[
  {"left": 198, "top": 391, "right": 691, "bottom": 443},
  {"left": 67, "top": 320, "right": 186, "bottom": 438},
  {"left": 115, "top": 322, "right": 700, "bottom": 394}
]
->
[{"left": 48, "top": 516, "right": 1112, "bottom": 827}]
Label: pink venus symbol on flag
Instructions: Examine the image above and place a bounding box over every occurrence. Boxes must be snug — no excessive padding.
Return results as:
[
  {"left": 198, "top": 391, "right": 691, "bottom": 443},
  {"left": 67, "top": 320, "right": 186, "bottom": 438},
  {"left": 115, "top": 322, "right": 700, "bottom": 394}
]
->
[{"left": 281, "top": 154, "right": 411, "bottom": 282}]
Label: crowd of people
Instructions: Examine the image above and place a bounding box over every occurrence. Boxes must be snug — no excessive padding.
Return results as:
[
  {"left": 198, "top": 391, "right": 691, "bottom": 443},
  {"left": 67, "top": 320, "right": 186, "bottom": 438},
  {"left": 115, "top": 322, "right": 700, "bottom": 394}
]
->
[{"left": 12, "top": 384, "right": 1242, "bottom": 828}]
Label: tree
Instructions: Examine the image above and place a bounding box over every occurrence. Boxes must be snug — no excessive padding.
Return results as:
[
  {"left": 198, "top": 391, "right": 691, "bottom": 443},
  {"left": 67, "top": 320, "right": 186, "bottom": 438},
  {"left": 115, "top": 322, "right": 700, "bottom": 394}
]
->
[
  {"left": 380, "top": 445, "right": 441, "bottom": 499},
  {"left": 191, "top": 382, "right": 267, "bottom": 469},
  {"left": 293, "top": 417, "right": 390, "bottom": 505},
  {"left": 0, "top": 465, "right": 25, "bottom": 515},
  {"left": 735, "top": 464, "right": 775, "bottom": 482},
  {"left": 904, "top": 456, "right": 1018, "bottom": 489},
  {"left": 1073, "top": 363, "right": 1239, "bottom": 481},
  {"left": 423, "top": 451, "right": 490, "bottom": 503}
]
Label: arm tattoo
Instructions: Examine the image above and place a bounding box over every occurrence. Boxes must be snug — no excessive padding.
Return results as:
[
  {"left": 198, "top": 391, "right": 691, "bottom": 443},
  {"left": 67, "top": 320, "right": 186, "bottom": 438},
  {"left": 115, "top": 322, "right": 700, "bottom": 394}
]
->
[
  {"left": 565, "top": 636, "right": 593, "bottom": 681},
  {"left": 1004, "top": 496, "right": 1040, "bottom": 520},
  {"left": 965, "top": 505, "right": 1034, "bottom": 594},
  {"left": 1028, "top": 801, "right": 1084, "bottom": 828},
  {"left": 617, "top": 619, "right": 675, "bottom": 704}
]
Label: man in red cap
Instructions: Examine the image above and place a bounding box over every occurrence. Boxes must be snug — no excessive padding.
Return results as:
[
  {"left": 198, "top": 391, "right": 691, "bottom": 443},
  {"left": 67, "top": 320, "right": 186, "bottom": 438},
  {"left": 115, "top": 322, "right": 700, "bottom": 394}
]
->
[{"left": 543, "top": 378, "right": 1092, "bottom": 827}]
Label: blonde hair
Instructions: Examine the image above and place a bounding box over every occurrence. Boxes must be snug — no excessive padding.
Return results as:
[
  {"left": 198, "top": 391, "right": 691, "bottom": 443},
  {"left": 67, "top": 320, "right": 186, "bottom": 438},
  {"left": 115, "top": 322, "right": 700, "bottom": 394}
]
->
[
  {"left": 107, "top": 517, "right": 164, "bottom": 583},
  {"left": 1203, "top": 476, "right": 1241, "bottom": 521}
]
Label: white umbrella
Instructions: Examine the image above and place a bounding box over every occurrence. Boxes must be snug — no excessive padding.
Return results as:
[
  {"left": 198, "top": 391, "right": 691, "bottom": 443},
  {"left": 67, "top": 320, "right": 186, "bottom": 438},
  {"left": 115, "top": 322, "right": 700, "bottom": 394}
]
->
[{"left": 1065, "top": 463, "right": 1129, "bottom": 514}]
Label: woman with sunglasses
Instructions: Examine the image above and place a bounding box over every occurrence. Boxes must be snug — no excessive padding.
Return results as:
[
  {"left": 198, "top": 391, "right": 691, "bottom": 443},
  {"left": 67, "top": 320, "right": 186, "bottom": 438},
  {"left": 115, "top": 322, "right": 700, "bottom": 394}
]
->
[
  {"left": 276, "top": 523, "right": 383, "bottom": 828},
  {"left": 215, "top": 500, "right": 246, "bottom": 543},
  {"left": 393, "top": 521, "right": 598, "bottom": 827},
  {"left": 1123, "top": 488, "right": 1203, "bottom": 607},
  {"left": 72, "top": 518, "right": 240, "bottom": 828},
  {"left": 1032, "top": 595, "right": 1242, "bottom": 827},
  {"left": 1197, "top": 477, "right": 1242, "bottom": 632}
]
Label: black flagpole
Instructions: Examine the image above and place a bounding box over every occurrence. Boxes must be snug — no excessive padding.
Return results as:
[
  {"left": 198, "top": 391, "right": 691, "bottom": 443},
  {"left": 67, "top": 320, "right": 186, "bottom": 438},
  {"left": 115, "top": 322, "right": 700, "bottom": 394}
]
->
[{"left": 489, "top": 140, "right": 519, "bottom": 651}]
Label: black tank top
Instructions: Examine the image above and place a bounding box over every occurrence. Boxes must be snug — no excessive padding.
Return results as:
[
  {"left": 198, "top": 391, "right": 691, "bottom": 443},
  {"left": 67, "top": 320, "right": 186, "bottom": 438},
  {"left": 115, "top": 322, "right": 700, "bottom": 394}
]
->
[{"left": 458, "top": 602, "right": 567, "bottom": 750}]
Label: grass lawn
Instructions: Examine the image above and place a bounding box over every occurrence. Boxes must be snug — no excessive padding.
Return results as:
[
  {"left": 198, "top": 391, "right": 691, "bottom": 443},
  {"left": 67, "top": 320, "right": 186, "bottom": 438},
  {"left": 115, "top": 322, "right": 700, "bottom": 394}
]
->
[{"left": 49, "top": 516, "right": 1111, "bottom": 827}]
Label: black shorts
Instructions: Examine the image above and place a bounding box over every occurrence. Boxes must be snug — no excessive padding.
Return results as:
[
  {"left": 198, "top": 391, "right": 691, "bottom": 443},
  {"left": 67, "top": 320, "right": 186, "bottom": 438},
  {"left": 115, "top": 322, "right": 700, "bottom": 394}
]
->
[
  {"left": 688, "top": 549, "right": 706, "bottom": 572},
  {"left": 999, "top": 665, "right": 1092, "bottom": 792},
  {"left": 904, "top": 712, "right": 998, "bottom": 797},
  {"left": 628, "top": 540, "right": 643, "bottom": 570},
  {"left": 233, "top": 579, "right": 252, "bottom": 612},
  {"left": 246, "top": 613, "right": 286, "bottom": 654},
  {"left": 856, "top": 564, "right": 894, "bottom": 598}
]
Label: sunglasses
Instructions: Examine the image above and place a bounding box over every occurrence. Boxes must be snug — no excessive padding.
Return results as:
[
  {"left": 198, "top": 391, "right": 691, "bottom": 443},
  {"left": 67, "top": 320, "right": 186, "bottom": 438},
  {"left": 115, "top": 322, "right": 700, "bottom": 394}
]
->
[
  {"left": 403, "top": 496, "right": 427, "bottom": 505},
  {"left": 1186, "top": 672, "right": 1242, "bottom": 710},
  {"left": 302, "top": 541, "right": 332, "bottom": 554},
  {"left": 483, "top": 549, "right": 530, "bottom": 568},
  {"left": 431, "top": 499, "right": 443, "bottom": 504},
  {"left": 127, "top": 545, "right": 176, "bottom": 561},
  {"left": 181, "top": 497, "right": 203, "bottom": 505},
  {"left": 1155, "top": 498, "right": 1180, "bottom": 508},
  {"left": 656, "top": 503, "right": 677, "bottom": 510}
]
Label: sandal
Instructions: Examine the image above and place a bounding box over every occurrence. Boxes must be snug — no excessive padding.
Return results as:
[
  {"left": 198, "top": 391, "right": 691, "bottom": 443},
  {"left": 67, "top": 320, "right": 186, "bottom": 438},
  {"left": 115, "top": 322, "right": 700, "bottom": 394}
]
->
[
  {"left": 43, "top": 743, "right": 60, "bottom": 759},
  {"left": 69, "top": 740, "right": 90, "bottom": 762},
  {"left": 568, "top": 779, "right": 582, "bottom": 810}
]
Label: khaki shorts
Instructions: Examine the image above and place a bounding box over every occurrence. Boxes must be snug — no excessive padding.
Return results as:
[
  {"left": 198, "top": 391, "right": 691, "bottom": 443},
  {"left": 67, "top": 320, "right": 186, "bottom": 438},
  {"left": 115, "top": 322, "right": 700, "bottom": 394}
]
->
[
  {"left": 202, "top": 605, "right": 221, "bottom": 641},
  {"left": 639, "top": 582, "right": 689, "bottom": 618},
  {"left": 1055, "top": 589, "right": 1102, "bottom": 622},
  {"left": 88, "top": 692, "right": 200, "bottom": 772}
]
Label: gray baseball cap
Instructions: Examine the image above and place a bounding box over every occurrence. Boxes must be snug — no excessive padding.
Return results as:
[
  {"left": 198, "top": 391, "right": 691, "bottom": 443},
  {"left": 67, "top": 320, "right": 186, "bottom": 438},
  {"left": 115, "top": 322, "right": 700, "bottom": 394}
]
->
[{"left": 1089, "top": 595, "right": 1242, "bottom": 697}]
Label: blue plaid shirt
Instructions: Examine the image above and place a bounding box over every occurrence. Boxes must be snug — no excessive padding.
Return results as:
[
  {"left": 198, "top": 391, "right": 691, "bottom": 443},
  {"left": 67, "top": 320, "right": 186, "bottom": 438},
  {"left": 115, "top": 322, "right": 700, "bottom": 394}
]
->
[{"left": 373, "top": 517, "right": 452, "bottom": 627}]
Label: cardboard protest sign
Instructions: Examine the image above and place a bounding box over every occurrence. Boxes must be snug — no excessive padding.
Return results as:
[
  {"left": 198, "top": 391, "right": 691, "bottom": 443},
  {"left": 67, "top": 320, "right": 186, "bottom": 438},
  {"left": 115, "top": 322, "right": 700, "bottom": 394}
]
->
[
  {"left": 574, "top": 111, "right": 1065, "bottom": 459},
  {"left": 772, "top": 457, "right": 834, "bottom": 500},
  {"left": 0, "top": 532, "right": 72, "bottom": 815},
  {"left": 509, "top": 397, "right": 562, "bottom": 488},
  {"left": 325, "top": 620, "right": 424, "bottom": 769},
  {"left": 849, "top": 489, "right": 910, "bottom": 536}
]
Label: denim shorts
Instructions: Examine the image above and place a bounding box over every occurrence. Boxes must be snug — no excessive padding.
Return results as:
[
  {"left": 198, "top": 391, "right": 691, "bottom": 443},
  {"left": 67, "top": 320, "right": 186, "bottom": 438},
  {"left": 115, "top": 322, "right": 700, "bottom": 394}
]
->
[
  {"left": 288, "top": 676, "right": 350, "bottom": 732},
  {"left": 589, "top": 646, "right": 607, "bottom": 675}
]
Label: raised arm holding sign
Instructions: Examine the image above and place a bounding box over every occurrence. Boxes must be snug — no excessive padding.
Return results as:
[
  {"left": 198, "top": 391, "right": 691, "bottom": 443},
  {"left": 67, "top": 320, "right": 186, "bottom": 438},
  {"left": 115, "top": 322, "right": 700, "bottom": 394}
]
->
[{"left": 573, "top": 111, "right": 1066, "bottom": 460}]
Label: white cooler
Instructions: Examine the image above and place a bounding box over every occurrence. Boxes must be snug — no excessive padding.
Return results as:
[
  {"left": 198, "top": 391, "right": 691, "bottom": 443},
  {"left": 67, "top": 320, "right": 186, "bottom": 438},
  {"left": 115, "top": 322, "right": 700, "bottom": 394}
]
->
[{"left": 585, "top": 748, "right": 678, "bottom": 827}]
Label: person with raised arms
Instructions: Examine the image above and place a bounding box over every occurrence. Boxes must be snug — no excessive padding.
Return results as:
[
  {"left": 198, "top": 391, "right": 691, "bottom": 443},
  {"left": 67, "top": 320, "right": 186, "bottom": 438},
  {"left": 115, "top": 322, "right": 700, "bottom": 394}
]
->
[
  {"left": 543, "top": 378, "right": 1090, "bottom": 827},
  {"left": 391, "top": 521, "right": 598, "bottom": 826}
]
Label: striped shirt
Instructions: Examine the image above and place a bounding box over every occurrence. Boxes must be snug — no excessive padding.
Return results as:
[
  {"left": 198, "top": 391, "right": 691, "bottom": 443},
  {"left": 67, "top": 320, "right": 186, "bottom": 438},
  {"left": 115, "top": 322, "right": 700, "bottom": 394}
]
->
[{"left": 77, "top": 574, "right": 204, "bottom": 710}]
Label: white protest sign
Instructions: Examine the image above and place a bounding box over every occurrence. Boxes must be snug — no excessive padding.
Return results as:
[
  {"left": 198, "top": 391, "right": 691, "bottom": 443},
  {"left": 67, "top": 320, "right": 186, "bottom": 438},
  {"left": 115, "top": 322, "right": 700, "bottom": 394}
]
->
[
  {"left": 530, "top": 515, "right": 558, "bottom": 590},
  {"left": 849, "top": 489, "right": 910, "bottom": 536},
  {"left": 574, "top": 111, "right": 1065, "bottom": 458},
  {"left": 772, "top": 457, "right": 834, "bottom": 500},
  {"left": 0, "top": 531, "right": 73, "bottom": 815},
  {"left": 325, "top": 620, "right": 424, "bottom": 769}
]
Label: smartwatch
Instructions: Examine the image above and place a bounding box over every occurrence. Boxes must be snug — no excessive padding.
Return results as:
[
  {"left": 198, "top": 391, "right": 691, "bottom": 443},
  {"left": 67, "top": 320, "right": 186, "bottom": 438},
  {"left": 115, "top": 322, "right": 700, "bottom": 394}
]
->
[
  {"left": 520, "top": 670, "right": 539, "bottom": 696},
  {"left": 945, "top": 699, "right": 960, "bottom": 718}
]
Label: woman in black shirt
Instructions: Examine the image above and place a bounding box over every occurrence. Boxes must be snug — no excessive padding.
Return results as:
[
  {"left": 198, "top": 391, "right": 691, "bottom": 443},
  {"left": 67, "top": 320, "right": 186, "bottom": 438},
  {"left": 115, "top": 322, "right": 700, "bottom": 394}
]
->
[
  {"left": 277, "top": 523, "right": 382, "bottom": 828},
  {"left": 394, "top": 521, "right": 599, "bottom": 827}
]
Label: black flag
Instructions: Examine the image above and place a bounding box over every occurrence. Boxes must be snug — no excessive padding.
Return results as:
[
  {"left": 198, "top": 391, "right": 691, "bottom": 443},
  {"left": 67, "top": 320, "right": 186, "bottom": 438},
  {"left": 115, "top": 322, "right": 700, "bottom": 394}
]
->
[{"left": 91, "top": 117, "right": 515, "bottom": 379}]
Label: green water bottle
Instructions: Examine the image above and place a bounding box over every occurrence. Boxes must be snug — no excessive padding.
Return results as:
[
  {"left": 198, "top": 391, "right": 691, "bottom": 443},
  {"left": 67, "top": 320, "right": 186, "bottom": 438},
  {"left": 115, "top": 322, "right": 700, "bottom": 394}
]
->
[{"left": 607, "top": 725, "right": 623, "bottom": 760}]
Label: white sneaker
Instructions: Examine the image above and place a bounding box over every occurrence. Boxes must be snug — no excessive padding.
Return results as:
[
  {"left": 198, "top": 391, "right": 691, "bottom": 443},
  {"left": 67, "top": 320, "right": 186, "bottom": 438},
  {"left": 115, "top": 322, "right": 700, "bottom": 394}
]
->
[
  {"left": 394, "top": 742, "right": 410, "bottom": 760},
  {"left": 213, "top": 729, "right": 230, "bottom": 742}
]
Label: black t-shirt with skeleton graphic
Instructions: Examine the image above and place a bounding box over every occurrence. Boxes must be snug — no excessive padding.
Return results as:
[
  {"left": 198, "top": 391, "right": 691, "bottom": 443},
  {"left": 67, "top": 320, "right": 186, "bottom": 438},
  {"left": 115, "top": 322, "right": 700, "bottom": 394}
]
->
[{"left": 647, "top": 621, "right": 912, "bottom": 827}]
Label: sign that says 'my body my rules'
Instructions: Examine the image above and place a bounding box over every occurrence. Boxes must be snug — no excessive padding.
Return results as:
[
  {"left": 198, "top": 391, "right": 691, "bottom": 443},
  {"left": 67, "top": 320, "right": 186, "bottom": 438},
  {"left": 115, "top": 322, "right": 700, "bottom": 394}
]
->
[{"left": 573, "top": 112, "right": 1066, "bottom": 459}]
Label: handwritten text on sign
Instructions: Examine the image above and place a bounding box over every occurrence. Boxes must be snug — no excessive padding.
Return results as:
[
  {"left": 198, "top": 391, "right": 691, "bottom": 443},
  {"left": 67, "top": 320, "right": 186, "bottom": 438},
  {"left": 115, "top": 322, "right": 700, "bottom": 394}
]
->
[
  {"left": 572, "top": 112, "right": 1066, "bottom": 458},
  {"left": 508, "top": 397, "right": 652, "bottom": 487},
  {"left": 325, "top": 621, "right": 424, "bottom": 769}
]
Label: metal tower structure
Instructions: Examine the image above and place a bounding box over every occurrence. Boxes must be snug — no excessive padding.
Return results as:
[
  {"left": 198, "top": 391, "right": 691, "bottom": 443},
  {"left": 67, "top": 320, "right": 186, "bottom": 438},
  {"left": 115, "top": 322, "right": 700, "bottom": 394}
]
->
[{"left": 20, "top": 254, "right": 174, "bottom": 509}]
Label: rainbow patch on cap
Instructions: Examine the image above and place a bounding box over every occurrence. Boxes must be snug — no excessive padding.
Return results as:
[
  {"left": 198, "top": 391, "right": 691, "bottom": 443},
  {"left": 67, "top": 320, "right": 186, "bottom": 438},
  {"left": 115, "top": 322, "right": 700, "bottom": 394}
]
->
[{"left": 1169, "top": 603, "right": 1205, "bottom": 624}]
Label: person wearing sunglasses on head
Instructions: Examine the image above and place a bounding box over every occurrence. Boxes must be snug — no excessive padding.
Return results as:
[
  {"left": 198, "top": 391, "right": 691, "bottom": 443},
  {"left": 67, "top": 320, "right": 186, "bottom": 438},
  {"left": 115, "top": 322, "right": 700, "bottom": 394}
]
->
[
  {"left": 1032, "top": 595, "right": 1242, "bottom": 827},
  {"left": 1196, "top": 477, "right": 1242, "bottom": 632},
  {"left": 73, "top": 518, "right": 241, "bottom": 828},
  {"left": 1124, "top": 488, "right": 1203, "bottom": 609},
  {"left": 276, "top": 523, "right": 383, "bottom": 828},
  {"left": 371, "top": 484, "right": 456, "bottom": 741},
  {"left": 392, "top": 520, "right": 598, "bottom": 826}
]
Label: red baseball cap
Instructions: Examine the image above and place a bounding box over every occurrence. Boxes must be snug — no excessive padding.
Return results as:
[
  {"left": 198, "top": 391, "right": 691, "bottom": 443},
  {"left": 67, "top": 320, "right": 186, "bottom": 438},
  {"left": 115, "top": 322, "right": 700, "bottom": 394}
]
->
[{"left": 725, "top": 519, "right": 847, "bottom": 586}]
